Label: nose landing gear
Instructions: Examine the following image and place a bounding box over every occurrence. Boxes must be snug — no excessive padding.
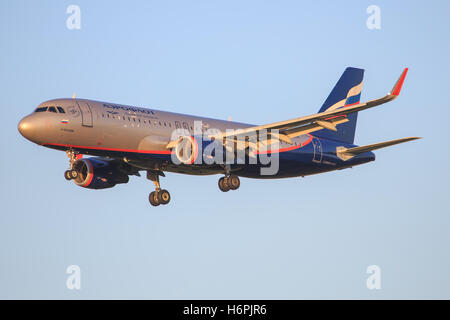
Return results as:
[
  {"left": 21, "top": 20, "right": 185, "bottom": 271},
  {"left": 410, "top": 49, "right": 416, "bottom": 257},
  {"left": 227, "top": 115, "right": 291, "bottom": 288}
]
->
[
  {"left": 64, "top": 169, "right": 78, "bottom": 180},
  {"left": 64, "top": 149, "right": 80, "bottom": 180},
  {"left": 147, "top": 170, "right": 171, "bottom": 206}
]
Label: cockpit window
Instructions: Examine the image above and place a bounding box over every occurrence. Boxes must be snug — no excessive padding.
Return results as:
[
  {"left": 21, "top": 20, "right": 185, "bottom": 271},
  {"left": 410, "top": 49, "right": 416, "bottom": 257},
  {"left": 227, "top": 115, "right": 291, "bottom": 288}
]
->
[
  {"left": 34, "top": 106, "right": 66, "bottom": 113},
  {"left": 35, "top": 107, "right": 48, "bottom": 112}
]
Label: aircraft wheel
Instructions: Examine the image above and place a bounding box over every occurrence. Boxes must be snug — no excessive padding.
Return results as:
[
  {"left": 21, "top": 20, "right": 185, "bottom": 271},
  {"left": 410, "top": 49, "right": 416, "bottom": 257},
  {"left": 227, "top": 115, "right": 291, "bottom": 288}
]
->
[
  {"left": 218, "top": 177, "right": 230, "bottom": 192},
  {"left": 149, "top": 191, "right": 160, "bottom": 206},
  {"left": 69, "top": 169, "right": 78, "bottom": 179},
  {"left": 229, "top": 175, "right": 240, "bottom": 190},
  {"left": 64, "top": 170, "right": 72, "bottom": 180},
  {"left": 157, "top": 189, "right": 171, "bottom": 205}
]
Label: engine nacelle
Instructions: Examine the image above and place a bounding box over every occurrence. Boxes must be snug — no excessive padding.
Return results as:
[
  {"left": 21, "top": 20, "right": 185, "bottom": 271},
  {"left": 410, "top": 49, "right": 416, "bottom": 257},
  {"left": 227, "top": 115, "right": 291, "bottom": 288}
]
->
[
  {"left": 172, "top": 135, "right": 223, "bottom": 165},
  {"left": 171, "top": 135, "right": 250, "bottom": 165},
  {"left": 173, "top": 135, "right": 200, "bottom": 164},
  {"left": 72, "top": 157, "right": 130, "bottom": 189}
]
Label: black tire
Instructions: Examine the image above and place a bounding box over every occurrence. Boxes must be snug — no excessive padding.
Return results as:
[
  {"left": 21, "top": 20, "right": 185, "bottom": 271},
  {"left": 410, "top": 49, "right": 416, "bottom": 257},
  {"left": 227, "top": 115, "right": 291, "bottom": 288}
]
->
[
  {"left": 64, "top": 170, "right": 72, "bottom": 180},
  {"left": 69, "top": 169, "right": 78, "bottom": 179},
  {"left": 149, "top": 191, "right": 160, "bottom": 206},
  {"left": 229, "top": 175, "right": 240, "bottom": 190},
  {"left": 157, "top": 189, "right": 171, "bottom": 205},
  {"left": 218, "top": 177, "right": 230, "bottom": 192}
]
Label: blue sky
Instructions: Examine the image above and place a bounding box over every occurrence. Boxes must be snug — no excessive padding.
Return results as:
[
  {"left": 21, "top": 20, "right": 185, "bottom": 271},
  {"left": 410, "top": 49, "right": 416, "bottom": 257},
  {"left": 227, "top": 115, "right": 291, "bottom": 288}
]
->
[{"left": 1, "top": 0, "right": 449, "bottom": 299}]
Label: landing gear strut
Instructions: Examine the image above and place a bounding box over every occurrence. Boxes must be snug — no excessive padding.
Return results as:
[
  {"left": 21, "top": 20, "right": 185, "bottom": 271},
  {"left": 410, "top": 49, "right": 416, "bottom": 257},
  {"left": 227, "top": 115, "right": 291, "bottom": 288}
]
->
[
  {"left": 147, "top": 170, "right": 171, "bottom": 206},
  {"left": 64, "top": 149, "right": 79, "bottom": 180}
]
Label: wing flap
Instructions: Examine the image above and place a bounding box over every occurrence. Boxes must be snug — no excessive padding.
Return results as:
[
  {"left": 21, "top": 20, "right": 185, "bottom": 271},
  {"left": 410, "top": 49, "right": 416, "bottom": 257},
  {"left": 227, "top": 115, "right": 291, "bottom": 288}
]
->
[{"left": 284, "top": 117, "right": 349, "bottom": 139}]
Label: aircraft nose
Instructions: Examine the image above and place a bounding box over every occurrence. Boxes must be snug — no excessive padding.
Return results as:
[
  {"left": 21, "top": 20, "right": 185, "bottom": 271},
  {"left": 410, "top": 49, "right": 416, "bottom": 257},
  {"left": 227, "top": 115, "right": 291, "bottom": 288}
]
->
[{"left": 18, "top": 116, "right": 37, "bottom": 141}]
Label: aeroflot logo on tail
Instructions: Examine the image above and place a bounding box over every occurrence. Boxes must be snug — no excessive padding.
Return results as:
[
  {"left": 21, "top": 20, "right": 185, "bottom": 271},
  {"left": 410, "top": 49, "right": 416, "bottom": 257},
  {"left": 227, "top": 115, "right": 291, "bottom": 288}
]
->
[{"left": 170, "top": 121, "right": 280, "bottom": 176}]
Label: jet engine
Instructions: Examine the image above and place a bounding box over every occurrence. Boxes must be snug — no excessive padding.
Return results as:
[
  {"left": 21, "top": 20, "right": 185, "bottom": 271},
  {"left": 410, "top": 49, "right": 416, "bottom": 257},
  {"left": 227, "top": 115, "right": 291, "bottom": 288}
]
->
[
  {"left": 173, "top": 135, "right": 200, "bottom": 164},
  {"left": 70, "top": 157, "right": 130, "bottom": 189},
  {"left": 170, "top": 135, "right": 242, "bottom": 165}
]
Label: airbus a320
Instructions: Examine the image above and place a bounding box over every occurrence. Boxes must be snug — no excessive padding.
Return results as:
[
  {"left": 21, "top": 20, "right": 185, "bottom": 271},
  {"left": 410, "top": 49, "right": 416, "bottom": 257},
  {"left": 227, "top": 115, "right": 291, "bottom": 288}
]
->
[{"left": 18, "top": 67, "right": 419, "bottom": 206}]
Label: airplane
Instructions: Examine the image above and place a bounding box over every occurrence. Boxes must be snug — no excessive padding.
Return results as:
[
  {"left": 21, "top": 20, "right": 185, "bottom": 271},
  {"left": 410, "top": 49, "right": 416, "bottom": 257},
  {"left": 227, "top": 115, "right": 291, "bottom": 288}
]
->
[{"left": 18, "top": 67, "right": 419, "bottom": 206}]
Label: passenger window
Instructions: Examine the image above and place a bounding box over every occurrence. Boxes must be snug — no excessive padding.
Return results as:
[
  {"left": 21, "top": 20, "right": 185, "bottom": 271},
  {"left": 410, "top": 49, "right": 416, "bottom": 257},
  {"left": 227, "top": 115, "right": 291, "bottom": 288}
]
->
[
  {"left": 35, "top": 107, "right": 48, "bottom": 112},
  {"left": 48, "top": 106, "right": 57, "bottom": 113},
  {"left": 175, "top": 121, "right": 181, "bottom": 129},
  {"left": 57, "top": 106, "right": 65, "bottom": 113},
  {"left": 182, "top": 122, "right": 189, "bottom": 131}
]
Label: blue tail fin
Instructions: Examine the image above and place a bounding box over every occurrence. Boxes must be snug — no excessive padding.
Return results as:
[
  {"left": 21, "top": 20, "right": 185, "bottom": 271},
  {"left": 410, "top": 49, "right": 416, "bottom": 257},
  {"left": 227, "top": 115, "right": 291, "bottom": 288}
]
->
[{"left": 314, "top": 67, "right": 364, "bottom": 144}]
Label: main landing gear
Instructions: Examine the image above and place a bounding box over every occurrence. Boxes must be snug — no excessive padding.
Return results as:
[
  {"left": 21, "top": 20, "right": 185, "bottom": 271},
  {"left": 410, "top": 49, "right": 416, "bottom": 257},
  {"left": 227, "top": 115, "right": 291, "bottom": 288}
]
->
[
  {"left": 147, "top": 170, "right": 171, "bottom": 206},
  {"left": 64, "top": 149, "right": 79, "bottom": 180},
  {"left": 218, "top": 175, "right": 240, "bottom": 192}
]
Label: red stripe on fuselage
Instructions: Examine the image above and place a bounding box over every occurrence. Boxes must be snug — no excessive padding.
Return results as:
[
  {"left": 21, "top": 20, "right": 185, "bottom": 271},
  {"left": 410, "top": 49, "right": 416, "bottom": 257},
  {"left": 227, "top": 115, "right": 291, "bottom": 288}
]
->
[
  {"left": 43, "top": 143, "right": 173, "bottom": 155},
  {"left": 45, "top": 134, "right": 314, "bottom": 158}
]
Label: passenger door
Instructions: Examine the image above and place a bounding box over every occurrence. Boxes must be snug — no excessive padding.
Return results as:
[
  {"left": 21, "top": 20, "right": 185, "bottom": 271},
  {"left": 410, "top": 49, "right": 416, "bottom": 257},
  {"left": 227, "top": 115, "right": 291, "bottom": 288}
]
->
[{"left": 76, "top": 101, "right": 93, "bottom": 127}]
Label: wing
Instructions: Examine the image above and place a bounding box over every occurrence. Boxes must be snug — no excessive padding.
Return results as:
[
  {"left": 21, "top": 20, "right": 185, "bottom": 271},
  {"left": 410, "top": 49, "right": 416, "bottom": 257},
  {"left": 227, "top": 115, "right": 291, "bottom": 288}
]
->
[{"left": 211, "top": 68, "right": 409, "bottom": 143}]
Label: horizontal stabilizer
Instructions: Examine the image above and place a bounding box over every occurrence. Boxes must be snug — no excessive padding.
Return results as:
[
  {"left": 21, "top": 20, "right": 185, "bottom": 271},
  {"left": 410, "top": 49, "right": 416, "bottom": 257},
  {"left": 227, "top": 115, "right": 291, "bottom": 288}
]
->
[{"left": 336, "top": 137, "right": 420, "bottom": 160}]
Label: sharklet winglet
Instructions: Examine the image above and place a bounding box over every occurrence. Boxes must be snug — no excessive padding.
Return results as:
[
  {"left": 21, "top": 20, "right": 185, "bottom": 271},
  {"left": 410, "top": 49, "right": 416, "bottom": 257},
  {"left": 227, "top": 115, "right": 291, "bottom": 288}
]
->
[{"left": 390, "top": 68, "right": 408, "bottom": 96}]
